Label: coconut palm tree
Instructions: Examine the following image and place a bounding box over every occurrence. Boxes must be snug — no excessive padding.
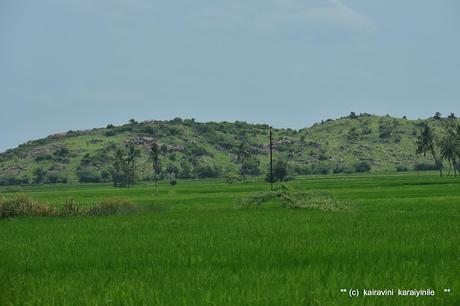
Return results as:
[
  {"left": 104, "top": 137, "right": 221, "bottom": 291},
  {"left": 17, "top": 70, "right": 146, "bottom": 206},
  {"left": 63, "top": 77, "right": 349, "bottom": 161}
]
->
[
  {"left": 149, "top": 142, "right": 161, "bottom": 186},
  {"left": 440, "top": 135, "right": 456, "bottom": 176},
  {"left": 126, "top": 144, "right": 140, "bottom": 187},
  {"left": 416, "top": 123, "right": 443, "bottom": 177}
]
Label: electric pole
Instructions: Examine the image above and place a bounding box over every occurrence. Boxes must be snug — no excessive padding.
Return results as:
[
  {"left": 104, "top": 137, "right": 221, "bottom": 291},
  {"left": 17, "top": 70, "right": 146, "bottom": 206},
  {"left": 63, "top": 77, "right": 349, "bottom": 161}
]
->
[{"left": 269, "top": 126, "right": 273, "bottom": 191}]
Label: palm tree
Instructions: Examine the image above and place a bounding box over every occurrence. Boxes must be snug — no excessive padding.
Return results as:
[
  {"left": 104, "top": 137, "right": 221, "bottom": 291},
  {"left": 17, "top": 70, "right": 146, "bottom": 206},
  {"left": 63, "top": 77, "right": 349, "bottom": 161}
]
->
[
  {"left": 236, "top": 140, "right": 249, "bottom": 178},
  {"left": 442, "top": 122, "right": 460, "bottom": 177},
  {"left": 113, "top": 148, "right": 127, "bottom": 187},
  {"left": 149, "top": 142, "right": 161, "bottom": 186},
  {"left": 126, "top": 144, "right": 140, "bottom": 187},
  {"left": 440, "top": 136, "right": 456, "bottom": 176},
  {"left": 416, "top": 123, "right": 443, "bottom": 177}
]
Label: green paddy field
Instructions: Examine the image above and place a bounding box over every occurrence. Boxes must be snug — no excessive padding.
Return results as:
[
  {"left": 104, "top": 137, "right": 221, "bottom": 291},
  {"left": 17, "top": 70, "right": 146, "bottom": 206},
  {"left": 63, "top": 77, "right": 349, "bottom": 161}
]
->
[{"left": 1, "top": 173, "right": 459, "bottom": 305}]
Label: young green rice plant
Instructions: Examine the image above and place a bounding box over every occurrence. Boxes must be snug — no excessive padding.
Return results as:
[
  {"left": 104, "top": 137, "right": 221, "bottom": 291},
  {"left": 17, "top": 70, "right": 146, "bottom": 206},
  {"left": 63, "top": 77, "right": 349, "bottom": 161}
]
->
[{"left": 0, "top": 194, "right": 56, "bottom": 218}]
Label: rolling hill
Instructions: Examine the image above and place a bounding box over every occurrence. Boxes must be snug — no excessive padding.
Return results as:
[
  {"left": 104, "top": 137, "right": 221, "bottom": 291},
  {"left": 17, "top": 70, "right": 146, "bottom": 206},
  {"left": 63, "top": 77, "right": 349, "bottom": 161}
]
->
[{"left": 0, "top": 113, "right": 454, "bottom": 184}]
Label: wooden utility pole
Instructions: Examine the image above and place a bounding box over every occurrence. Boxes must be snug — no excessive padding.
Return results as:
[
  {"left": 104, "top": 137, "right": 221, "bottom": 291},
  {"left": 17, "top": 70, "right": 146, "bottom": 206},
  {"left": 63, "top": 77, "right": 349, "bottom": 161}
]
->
[{"left": 269, "top": 127, "right": 273, "bottom": 191}]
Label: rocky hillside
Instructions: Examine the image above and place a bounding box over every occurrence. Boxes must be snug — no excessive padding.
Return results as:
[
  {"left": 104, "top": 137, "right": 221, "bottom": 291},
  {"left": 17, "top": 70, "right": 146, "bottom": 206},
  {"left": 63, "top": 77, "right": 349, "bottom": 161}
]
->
[{"left": 0, "top": 114, "right": 454, "bottom": 184}]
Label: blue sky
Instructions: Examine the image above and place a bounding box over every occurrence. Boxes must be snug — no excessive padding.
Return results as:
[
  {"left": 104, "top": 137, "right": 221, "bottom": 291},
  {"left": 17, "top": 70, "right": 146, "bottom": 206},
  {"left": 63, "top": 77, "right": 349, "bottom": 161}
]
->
[{"left": 0, "top": 0, "right": 459, "bottom": 152}]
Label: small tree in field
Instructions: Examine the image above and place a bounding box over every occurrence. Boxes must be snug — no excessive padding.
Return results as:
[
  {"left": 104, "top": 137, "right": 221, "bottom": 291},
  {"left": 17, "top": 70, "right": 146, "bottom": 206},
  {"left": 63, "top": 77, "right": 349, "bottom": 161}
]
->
[{"left": 265, "top": 159, "right": 288, "bottom": 182}]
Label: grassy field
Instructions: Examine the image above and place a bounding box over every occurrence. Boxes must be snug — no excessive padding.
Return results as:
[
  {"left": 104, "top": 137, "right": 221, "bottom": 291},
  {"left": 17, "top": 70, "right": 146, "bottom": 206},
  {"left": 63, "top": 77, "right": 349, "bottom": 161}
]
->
[{"left": 1, "top": 173, "right": 459, "bottom": 305}]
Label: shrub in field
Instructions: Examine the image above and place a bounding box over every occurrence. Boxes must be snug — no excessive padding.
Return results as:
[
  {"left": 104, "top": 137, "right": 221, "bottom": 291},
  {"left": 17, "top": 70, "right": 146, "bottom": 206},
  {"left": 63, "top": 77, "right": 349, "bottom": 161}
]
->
[
  {"left": 0, "top": 195, "right": 55, "bottom": 218},
  {"left": 353, "top": 161, "right": 371, "bottom": 173},
  {"left": 225, "top": 172, "right": 242, "bottom": 184},
  {"left": 396, "top": 165, "right": 409, "bottom": 172},
  {"left": 240, "top": 185, "right": 350, "bottom": 211},
  {"left": 76, "top": 169, "right": 102, "bottom": 183},
  {"left": 413, "top": 163, "right": 439, "bottom": 171},
  {"left": 61, "top": 197, "right": 87, "bottom": 217},
  {"left": 88, "top": 198, "right": 138, "bottom": 216},
  {"left": 0, "top": 176, "right": 29, "bottom": 186}
]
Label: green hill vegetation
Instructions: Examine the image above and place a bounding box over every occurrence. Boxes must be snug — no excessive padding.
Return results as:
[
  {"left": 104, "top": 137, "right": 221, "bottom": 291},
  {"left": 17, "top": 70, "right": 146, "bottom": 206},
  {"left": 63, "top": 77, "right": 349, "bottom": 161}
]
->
[{"left": 0, "top": 113, "right": 458, "bottom": 185}]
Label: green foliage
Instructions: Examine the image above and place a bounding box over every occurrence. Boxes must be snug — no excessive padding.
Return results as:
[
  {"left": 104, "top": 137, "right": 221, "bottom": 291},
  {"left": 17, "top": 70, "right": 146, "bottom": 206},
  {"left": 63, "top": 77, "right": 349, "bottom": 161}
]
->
[
  {"left": 0, "top": 195, "right": 141, "bottom": 218},
  {"left": 149, "top": 142, "right": 161, "bottom": 186},
  {"left": 0, "top": 195, "right": 55, "bottom": 218},
  {"left": 0, "top": 176, "right": 29, "bottom": 186},
  {"left": 53, "top": 147, "right": 69, "bottom": 157},
  {"left": 179, "top": 159, "right": 194, "bottom": 179},
  {"left": 414, "top": 163, "right": 439, "bottom": 171},
  {"left": 61, "top": 197, "right": 86, "bottom": 217},
  {"left": 104, "top": 130, "right": 116, "bottom": 137},
  {"left": 111, "top": 144, "right": 140, "bottom": 187},
  {"left": 225, "top": 172, "right": 242, "bottom": 184},
  {"left": 44, "top": 173, "right": 68, "bottom": 184},
  {"left": 240, "top": 185, "right": 350, "bottom": 211},
  {"left": 266, "top": 159, "right": 289, "bottom": 182},
  {"left": 195, "top": 164, "right": 222, "bottom": 179},
  {"left": 76, "top": 169, "right": 101, "bottom": 183},
  {"left": 353, "top": 161, "right": 372, "bottom": 173},
  {"left": 33, "top": 168, "right": 47, "bottom": 183},
  {"left": 396, "top": 165, "right": 409, "bottom": 172},
  {"left": 241, "top": 156, "right": 260, "bottom": 176}
]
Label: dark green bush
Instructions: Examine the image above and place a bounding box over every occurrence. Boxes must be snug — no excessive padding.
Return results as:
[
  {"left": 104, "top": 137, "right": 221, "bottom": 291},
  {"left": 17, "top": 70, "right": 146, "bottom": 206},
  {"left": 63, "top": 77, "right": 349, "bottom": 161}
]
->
[
  {"left": 195, "top": 164, "right": 222, "bottom": 178},
  {"left": 44, "top": 174, "right": 68, "bottom": 184},
  {"left": 265, "top": 159, "right": 288, "bottom": 182},
  {"left": 414, "top": 163, "right": 439, "bottom": 171},
  {"left": 353, "top": 161, "right": 371, "bottom": 173},
  {"left": 34, "top": 154, "right": 53, "bottom": 162},
  {"left": 76, "top": 170, "right": 101, "bottom": 183},
  {"left": 0, "top": 176, "right": 29, "bottom": 186},
  {"left": 240, "top": 186, "right": 350, "bottom": 211},
  {"left": 333, "top": 166, "right": 344, "bottom": 174},
  {"left": 104, "top": 130, "right": 116, "bottom": 137}
]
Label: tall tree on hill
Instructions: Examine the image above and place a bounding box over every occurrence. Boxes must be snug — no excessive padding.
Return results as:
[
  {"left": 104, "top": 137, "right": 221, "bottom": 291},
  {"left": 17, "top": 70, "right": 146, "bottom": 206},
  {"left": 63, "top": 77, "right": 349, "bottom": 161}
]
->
[
  {"left": 454, "top": 125, "right": 460, "bottom": 175},
  {"left": 440, "top": 136, "right": 457, "bottom": 176},
  {"left": 126, "top": 144, "right": 140, "bottom": 187},
  {"left": 149, "top": 142, "right": 161, "bottom": 186},
  {"left": 441, "top": 123, "right": 460, "bottom": 176},
  {"left": 112, "top": 148, "right": 128, "bottom": 187},
  {"left": 110, "top": 144, "right": 139, "bottom": 188},
  {"left": 416, "top": 123, "right": 443, "bottom": 177},
  {"left": 235, "top": 136, "right": 250, "bottom": 178}
]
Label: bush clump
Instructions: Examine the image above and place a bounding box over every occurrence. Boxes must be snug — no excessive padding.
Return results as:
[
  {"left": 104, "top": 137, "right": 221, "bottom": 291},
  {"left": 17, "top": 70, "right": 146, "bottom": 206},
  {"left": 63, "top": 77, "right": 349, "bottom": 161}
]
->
[
  {"left": 239, "top": 185, "right": 350, "bottom": 211},
  {"left": 88, "top": 198, "right": 138, "bottom": 216},
  {"left": 0, "top": 196, "right": 142, "bottom": 219},
  {"left": 0, "top": 195, "right": 55, "bottom": 218},
  {"left": 61, "top": 197, "right": 87, "bottom": 217}
]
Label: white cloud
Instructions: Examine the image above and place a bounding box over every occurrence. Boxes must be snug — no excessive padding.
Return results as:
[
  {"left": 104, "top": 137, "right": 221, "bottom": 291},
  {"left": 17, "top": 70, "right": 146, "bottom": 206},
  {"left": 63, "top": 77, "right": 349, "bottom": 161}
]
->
[
  {"left": 192, "top": 0, "right": 375, "bottom": 33},
  {"left": 295, "top": 0, "right": 375, "bottom": 30}
]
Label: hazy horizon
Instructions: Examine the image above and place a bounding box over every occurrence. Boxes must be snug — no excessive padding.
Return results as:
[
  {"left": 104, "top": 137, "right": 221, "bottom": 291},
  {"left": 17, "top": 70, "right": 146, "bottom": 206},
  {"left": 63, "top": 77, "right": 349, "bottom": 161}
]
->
[{"left": 1, "top": 0, "right": 459, "bottom": 152}]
